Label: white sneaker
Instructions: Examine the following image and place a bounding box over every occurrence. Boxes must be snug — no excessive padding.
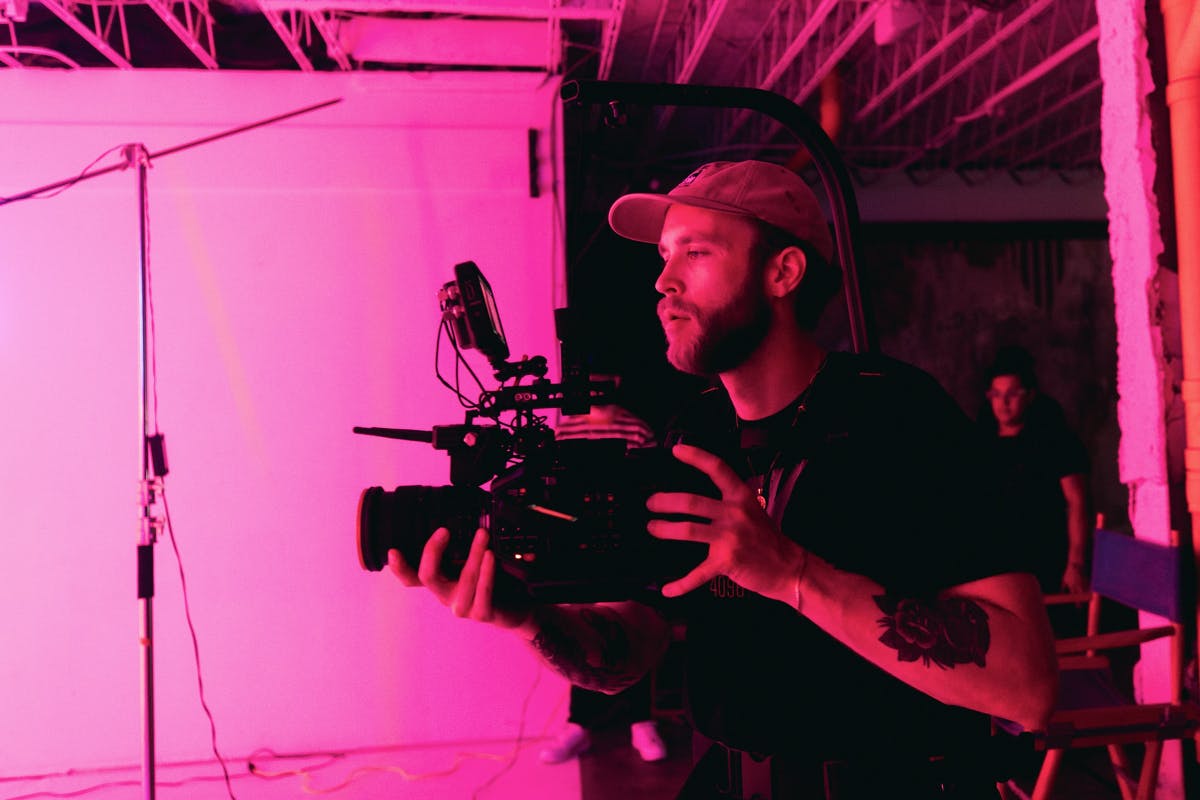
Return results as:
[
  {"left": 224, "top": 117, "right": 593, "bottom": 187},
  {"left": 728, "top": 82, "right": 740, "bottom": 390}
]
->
[
  {"left": 539, "top": 722, "right": 591, "bottom": 764},
  {"left": 630, "top": 720, "right": 667, "bottom": 762}
]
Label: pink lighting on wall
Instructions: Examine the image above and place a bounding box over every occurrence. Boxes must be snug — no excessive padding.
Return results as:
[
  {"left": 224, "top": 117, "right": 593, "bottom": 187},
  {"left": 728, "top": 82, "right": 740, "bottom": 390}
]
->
[{"left": 0, "top": 70, "right": 577, "bottom": 799}]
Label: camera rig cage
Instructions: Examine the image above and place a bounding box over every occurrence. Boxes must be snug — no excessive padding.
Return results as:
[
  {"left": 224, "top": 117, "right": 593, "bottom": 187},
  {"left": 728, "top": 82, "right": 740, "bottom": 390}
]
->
[{"left": 353, "top": 260, "right": 618, "bottom": 487}]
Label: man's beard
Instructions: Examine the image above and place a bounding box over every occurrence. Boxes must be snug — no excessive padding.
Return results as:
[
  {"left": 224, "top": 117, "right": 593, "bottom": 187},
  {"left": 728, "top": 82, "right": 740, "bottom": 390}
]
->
[{"left": 661, "top": 273, "right": 771, "bottom": 377}]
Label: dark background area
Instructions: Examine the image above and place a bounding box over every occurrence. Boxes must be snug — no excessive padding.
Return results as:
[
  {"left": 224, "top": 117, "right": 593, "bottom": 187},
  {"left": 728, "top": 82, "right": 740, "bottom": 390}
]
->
[{"left": 563, "top": 106, "right": 1124, "bottom": 528}]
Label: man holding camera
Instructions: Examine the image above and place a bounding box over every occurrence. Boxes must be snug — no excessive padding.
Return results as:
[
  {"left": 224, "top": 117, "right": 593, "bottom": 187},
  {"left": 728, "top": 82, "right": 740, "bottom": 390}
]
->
[{"left": 391, "top": 160, "right": 1057, "bottom": 799}]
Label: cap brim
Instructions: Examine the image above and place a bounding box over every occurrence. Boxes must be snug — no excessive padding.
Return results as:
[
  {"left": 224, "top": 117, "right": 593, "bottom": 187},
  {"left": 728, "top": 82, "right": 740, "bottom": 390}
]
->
[{"left": 608, "top": 193, "right": 674, "bottom": 244}]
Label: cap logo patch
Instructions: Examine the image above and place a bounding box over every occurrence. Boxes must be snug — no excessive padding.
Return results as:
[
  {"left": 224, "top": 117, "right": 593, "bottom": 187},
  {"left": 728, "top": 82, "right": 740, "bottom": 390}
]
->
[{"left": 679, "top": 166, "right": 706, "bottom": 187}]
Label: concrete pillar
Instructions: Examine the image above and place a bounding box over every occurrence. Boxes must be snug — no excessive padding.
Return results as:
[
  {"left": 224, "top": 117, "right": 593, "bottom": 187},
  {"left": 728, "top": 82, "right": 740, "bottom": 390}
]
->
[{"left": 1096, "top": 0, "right": 1182, "bottom": 796}]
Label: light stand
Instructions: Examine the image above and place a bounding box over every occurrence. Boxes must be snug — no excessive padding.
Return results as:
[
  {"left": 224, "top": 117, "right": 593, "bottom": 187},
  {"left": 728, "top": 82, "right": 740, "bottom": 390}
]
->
[
  {"left": 1, "top": 98, "right": 342, "bottom": 800},
  {"left": 130, "top": 141, "right": 160, "bottom": 800}
]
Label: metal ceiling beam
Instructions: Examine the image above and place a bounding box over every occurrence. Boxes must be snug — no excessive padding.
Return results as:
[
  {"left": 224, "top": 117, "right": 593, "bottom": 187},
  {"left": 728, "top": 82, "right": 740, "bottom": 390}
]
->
[
  {"left": 596, "top": 0, "right": 624, "bottom": 80},
  {"left": 709, "top": 0, "right": 836, "bottom": 144},
  {"left": 1008, "top": 123, "right": 1098, "bottom": 175},
  {"left": 654, "top": 0, "right": 729, "bottom": 132},
  {"left": 742, "top": 0, "right": 840, "bottom": 98},
  {"left": 257, "top": 0, "right": 615, "bottom": 20},
  {"left": 260, "top": 6, "right": 314, "bottom": 70},
  {"left": 850, "top": 6, "right": 989, "bottom": 125},
  {"left": 640, "top": 0, "right": 675, "bottom": 79},
  {"left": 870, "top": 0, "right": 1056, "bottom": 140},
  {"left": 305, "top": 10, "right": 350, "bottom": 69},
  {"left": 663, "top": 0, "right": 728, "bottom": 84},
  {"left": 38, "top": 0, "right": 132, "bottom": 68},
  {"left": 889, "top": 10, "right": 1098, "bottom": 173},
  {"left": 144, "top": 0, "right": 218, "bottom": 69},
  {"left": 719, "top": 0, "right": 881, "bottom": 148},
  {"left": 956, "top": 77, "right": 1102, "bottom": 166}
]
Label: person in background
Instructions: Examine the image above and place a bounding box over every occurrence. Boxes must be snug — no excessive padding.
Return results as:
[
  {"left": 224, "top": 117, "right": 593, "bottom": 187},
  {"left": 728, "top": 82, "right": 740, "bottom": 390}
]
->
[
  {"left": 540, "top": 386, "right": 668, "bottom": 764},
  {"left": 977, "top": 346, "right": 1091, "bottom": 599}
]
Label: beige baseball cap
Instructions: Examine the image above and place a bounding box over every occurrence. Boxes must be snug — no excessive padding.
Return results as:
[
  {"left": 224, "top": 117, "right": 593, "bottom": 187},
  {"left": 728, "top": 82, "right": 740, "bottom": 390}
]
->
[{"left": 607, "top": 160, "right": 834, "bottom": 262}]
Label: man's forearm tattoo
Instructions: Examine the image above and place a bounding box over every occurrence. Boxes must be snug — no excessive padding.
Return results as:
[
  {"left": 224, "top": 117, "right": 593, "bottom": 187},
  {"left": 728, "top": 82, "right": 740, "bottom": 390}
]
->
[
  {"left": 530, "top": 607, "right": 643, "bottom": 693},
  {"left": 874, "top": 595, "right": 990, "bottom": 669}
]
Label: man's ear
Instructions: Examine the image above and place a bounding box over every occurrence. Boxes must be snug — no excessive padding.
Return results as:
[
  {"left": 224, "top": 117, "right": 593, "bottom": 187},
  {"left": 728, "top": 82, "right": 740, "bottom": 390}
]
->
[{"left": 764, "top": 246, "right": 807, "bottom": 299}]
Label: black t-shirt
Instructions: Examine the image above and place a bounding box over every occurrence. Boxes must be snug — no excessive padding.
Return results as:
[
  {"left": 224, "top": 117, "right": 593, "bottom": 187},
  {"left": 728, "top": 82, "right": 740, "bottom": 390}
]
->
[
  {"left": 665, "top": 352, "right": 1026, "bottom": 761},
  {"left": 982, "top": 403, "right": 1088, "bottom": 593}
]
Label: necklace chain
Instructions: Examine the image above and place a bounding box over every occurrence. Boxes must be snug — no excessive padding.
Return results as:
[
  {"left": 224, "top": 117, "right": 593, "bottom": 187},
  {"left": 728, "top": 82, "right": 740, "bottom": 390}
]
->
[
  {"left": 747, "top": 401, "right": 807, "bottom": 511},
  {"left": 737, "top": 354, "right": 828, "bottom": 512}
]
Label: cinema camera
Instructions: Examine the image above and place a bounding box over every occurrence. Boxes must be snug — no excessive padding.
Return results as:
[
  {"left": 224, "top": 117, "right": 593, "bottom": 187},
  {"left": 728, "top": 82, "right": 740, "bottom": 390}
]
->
[{"left": 354, "top": 261, "right": 708, "bottom": 603}]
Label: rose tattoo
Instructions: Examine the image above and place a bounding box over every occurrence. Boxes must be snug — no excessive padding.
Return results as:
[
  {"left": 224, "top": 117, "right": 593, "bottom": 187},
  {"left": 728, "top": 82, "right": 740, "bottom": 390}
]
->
[{"left": 874, "top": 595, "right": 989, "bottom": 669}]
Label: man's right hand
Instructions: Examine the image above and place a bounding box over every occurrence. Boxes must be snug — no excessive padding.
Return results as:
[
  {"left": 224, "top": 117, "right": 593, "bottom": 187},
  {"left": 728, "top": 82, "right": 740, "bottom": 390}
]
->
[{"left": 388, "top": 527, "right": 535, "bottom": 635}]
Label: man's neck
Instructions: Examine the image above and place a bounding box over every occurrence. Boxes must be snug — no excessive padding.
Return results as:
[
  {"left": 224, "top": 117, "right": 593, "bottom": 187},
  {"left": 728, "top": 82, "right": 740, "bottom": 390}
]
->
[
  {"left": 719, "top": 325, "right": 826, "bottom": 421},
  {"left": 998, "top": 422, "right": 1024, "bottom": 437}
]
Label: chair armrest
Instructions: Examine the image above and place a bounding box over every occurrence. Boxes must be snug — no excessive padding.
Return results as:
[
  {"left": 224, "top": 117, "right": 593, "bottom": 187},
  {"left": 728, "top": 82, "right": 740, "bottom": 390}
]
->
[
  {"left": 1044, "top": 592, "right": 1091, "bottom": 606},
  {"left": 1058, "top": 654, "right": 1110, "bottom": 671},
  {"left": 1055, "top": 625, "right": 1177, "bottom": 654}
]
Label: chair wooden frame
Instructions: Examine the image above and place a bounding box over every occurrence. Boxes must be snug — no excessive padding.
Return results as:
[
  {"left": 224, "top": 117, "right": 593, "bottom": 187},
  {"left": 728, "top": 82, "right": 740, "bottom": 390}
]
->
[{"left": 1013, "top": 526, "right": 1200, "bottom": 800}]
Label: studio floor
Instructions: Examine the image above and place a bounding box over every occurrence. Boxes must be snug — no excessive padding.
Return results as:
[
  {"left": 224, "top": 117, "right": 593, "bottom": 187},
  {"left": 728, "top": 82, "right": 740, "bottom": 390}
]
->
[{"left": 0, "top": 720, "right": 1140, "bottom": 800}]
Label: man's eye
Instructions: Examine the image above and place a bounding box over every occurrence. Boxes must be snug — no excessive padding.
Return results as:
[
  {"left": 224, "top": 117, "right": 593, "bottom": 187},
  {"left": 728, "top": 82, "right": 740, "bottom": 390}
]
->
[{"left": 687, "top": 250, "right": 708, "bottom": 259}]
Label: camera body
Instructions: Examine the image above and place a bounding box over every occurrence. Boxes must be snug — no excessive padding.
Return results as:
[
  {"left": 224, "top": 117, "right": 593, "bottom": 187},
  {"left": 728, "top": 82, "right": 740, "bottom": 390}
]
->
[
  {"left": 359, "top": 437, "right": 708, "bottom": 603},
  {"left": 355, "top": 262, "right": 711, "bottom": 603}
]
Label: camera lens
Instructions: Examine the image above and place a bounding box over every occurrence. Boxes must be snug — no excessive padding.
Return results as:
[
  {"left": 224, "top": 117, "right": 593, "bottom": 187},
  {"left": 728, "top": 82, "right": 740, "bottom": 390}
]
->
[{"left": 357, "top": 485, "right": 489, "bottom": 573}]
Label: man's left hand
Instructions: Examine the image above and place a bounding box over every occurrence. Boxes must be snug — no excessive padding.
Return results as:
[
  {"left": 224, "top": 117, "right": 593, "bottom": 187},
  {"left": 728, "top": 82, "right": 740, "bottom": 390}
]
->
[{"left": 646, "top": 443, "right": 806, "bottom": 605}]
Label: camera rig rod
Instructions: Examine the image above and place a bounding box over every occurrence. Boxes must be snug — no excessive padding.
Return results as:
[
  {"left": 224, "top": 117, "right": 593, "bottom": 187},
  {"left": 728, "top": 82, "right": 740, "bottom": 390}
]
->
[
  {"left": 479, "top": 377, "right": 618, "bottom": 417},
  {"left": 352, "top": 426, "right": 434, "bottom": 443}
]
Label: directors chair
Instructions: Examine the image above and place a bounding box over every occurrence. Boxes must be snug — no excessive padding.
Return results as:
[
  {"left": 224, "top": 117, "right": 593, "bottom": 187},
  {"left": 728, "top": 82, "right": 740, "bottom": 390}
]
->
[{"left": 1002, "top": 524, "right": 1199, "bottom": 800}]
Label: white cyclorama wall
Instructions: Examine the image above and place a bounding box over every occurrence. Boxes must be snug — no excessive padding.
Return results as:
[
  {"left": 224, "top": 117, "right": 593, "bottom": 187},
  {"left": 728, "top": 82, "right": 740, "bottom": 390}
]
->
[{"left": 0, "top": 71, "right": 568, "bottom": 773}]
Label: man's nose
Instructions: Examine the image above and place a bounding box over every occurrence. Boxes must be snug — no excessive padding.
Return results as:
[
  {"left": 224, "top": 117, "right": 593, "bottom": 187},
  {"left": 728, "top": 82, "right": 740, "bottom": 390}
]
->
[{"left": 655, "top": 255, "right": 680, "bottom": 295}]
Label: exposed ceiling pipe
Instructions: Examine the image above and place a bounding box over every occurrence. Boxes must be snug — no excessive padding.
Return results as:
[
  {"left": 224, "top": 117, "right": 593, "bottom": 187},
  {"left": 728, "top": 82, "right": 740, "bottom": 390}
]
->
[
  {"left": 784, "top": 69, "right": 843, "bottom": 172},
  {"left": 1159, "top": 0, "right": 1200, "bottom": 687},
  {"left": 0, "top": 44, "right": 81, "bottom": 67}
]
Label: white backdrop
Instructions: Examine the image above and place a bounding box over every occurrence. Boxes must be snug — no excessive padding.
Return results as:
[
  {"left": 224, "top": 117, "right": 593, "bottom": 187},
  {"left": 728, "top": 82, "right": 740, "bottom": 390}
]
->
[{"left": 0, "top": 69, "right": 571, "bottom": 781}]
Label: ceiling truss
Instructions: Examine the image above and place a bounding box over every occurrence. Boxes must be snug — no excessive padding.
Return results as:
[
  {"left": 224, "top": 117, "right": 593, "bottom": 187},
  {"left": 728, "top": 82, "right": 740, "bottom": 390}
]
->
[{"left": 0, "top": 0, "right": 1104, "bottom": 183}]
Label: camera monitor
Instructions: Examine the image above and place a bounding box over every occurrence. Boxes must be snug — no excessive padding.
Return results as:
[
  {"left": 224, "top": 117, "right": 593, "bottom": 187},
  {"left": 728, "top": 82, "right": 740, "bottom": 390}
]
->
[{"left": 440, "top": 260, "right": 509, "bottom": 365}]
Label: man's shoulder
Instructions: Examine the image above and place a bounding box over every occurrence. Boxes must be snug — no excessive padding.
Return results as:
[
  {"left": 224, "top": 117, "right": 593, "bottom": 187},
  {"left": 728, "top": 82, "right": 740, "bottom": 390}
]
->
[
  {"left": 666, "top": 384, "right": 730, "bottom": 424},
  {"left": 813, "top": 351, "right": 956, "bottom": 416},
  {"left": 820, "top": 350, "right": 942, "bottom": 388}
]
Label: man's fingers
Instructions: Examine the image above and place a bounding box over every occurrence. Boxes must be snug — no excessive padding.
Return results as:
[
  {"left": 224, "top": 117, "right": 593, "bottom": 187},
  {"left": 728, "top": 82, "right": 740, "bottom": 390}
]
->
[
  {"left": 646, "top": 491, "right": 721, "bottom": 520},
  {"left": 417, "top": 528, "right": 454, "bottom": 599},
  {"left": 388, "top": 549, "right": 421, "bottom": 586},
  {"left": 671, "top": 443, "right": 745, "bottom": 496},
  {"left": 661, "top": 561, "right": 720, "bottom": 598},
  {"left": 451, "top": 529, "right": 490, "bottom": 617},
  {"left": 647, "top": 518, "right": 712, "bottom": 543},
  {"left": 472, "top": 550, "right": 498, "bottom": 620}
]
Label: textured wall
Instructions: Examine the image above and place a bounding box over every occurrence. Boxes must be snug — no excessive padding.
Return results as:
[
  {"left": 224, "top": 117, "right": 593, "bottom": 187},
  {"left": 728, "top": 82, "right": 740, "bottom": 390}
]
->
[{"left": 826, "top": 226, "right": 1126, "bottom": 528}]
